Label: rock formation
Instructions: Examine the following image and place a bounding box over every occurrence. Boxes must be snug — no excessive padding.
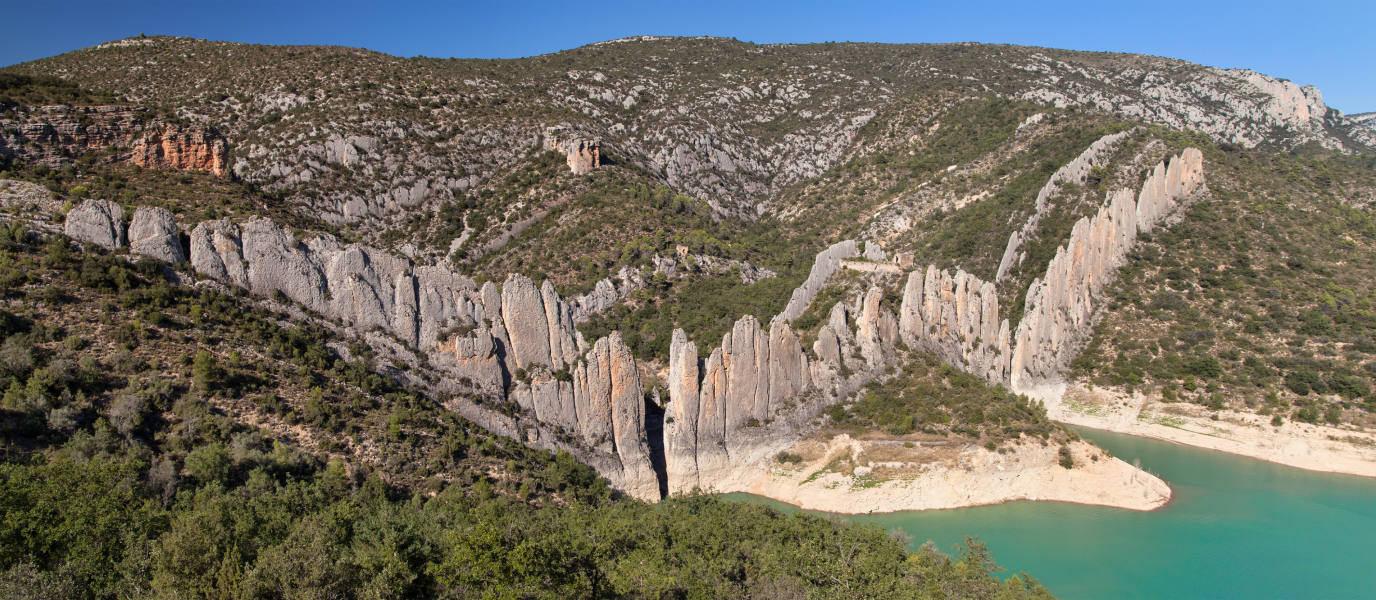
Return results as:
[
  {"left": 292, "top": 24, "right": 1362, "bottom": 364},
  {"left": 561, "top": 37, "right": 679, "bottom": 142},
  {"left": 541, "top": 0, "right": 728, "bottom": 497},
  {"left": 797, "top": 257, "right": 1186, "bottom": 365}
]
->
[
  {"left": 185, "top": 216, "right": 665, "bottom": 497},
  {"left": 131, "top": 124, "right": 228, "bottom": 177},
  {"left": 1, "top": 106, "right": 145, "bottom": 168},
  {"left": 664, "top": 330, "right": 700, "bottom": 494},
  {"left": 543, "top": 128, "right": 601, "bottom": 174},
  {"left": 899, "top": 267, "right": 1011, "bottom": 383},
  {"left": 856, "top": 286, "right": 899, "bottom": 367},
  {"left": 0, "top": 105, "right": 229, "bottom": 176},
  {"left": 777, "top": 240, "right": 859, "bottom": 323},
  {"left": 188, "top": 217, "right": 482, "bottom": 359},
  {"left": 662, "top": 314, "right": 813, "bottom": 493},
  {"left": 64, "top": 199, "right": 125, "bottom": 250},
  {"left": 996, "top": 129, "right": 1136, "bottom": 282},
  {"left": 128, "top": 206, "right": 185, "bottom": 263},
  {"left": 1010, "top": 148, "right": 1204, "bottom": 390},
  {"left": 899, "top": 148, "right": 1205, "bottom": 392},
  {"left": 50, "top": 146, "right": 1204, "bottom": 504}
]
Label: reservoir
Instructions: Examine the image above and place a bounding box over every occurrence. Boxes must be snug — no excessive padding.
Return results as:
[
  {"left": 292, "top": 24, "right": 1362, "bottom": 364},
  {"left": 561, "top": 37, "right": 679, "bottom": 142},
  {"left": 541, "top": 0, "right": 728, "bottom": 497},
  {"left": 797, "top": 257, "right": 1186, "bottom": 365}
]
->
[{"left": 724, "top": 427, "right": 1376, "bottom": 599}]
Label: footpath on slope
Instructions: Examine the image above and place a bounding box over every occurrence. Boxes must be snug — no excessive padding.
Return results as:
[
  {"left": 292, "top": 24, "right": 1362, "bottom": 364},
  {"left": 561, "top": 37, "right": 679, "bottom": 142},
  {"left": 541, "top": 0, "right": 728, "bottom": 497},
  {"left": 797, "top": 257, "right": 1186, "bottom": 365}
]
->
[{"left": 1027, "top": 384, "right": 1376, "bottom": 478}]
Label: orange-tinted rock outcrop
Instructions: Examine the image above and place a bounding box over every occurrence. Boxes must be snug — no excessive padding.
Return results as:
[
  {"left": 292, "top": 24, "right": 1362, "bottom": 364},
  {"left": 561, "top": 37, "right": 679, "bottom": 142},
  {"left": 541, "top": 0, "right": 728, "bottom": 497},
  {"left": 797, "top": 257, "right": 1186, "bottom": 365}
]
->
[
  {"left": 131, "top": 124, "right": 227, "bottom": 177},
  {"left": 0, "top": 104, "right": 227, "bottom": 176}
]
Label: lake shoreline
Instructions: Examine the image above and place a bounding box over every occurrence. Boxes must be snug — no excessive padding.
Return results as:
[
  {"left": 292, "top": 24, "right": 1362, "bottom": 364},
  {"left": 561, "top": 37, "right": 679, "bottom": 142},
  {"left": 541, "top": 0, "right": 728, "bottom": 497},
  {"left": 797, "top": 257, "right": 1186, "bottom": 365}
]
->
[
  {"left": 1023, "top": 383, "right": 1376, "bottom": 479},
  {"left": 698, "top": 433, "right": 1171, "bottom": 515}
]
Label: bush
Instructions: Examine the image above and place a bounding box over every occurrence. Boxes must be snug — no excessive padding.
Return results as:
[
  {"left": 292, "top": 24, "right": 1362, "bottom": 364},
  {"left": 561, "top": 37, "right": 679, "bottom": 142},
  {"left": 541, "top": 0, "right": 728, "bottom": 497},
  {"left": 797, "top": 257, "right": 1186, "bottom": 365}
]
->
[
  {"left": 1058, "top": 445, "right": 1074, "bottom": 469},
  {"left": 774, "top": 451, "right": 803, "bottom": 465},
  {"left": 1182, "top": 356, "right": 1222, "bottom": 379},
  {"left": 1285, "top": 369, "right": 1324, "bottom": 396}
]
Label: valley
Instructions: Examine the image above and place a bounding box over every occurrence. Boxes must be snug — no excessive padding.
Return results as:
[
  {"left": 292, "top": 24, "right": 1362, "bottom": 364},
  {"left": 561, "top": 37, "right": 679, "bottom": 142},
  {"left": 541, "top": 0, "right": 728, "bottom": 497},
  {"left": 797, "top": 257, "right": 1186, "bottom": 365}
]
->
[{"left": 1, "top": 33, "right": 1374, "bottom": 598}]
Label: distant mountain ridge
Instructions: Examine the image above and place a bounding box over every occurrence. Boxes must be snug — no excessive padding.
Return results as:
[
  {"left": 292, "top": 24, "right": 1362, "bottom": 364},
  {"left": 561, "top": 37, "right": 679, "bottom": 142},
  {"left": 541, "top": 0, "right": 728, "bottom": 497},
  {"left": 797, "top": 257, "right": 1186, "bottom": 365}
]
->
[{"left": 7, "top": 36, "right": 1372, "bottom": 229}]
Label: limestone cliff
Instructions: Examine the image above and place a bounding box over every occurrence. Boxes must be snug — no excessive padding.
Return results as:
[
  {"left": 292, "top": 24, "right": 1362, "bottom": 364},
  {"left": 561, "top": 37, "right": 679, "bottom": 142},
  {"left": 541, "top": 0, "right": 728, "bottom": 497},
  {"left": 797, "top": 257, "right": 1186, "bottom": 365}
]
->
[
  {"left": 1010, "top": 148, "right": 1204, "bottom": 390},
  {"left": 996, "top": 129, "right": 1137, "bottom": 282},
  {"left": 180, "top": 216, "right": 665, "bottom": 497},
  {"left": 0, "top": 105, "right": 227, "bottom": 176},
  {"left": 542, "top": 128, "right": 601, "bottom": 174},
  {"left": 52, "top": 146, "right": 1205, "bottom": 502},
  {"left": 131, "top": 124, "right": 228, "bottom": 177},
  {"left": 890, "top": 147, "right": 1207, "bottom": 394},
  {"left": 898, "top": 267, "right": 1011, "bottom": 383},
  {"left": 64, "top": 199, "right": 125, "bottom": 251},
  {"left": 662, "top": 314, "right": 815, "bottom": 493},
  {"left": 776, "top": 240, "right": 859, "bottom": 323},
  {"left": 128, "top": 206, "right": 185, "bottom": 263}
]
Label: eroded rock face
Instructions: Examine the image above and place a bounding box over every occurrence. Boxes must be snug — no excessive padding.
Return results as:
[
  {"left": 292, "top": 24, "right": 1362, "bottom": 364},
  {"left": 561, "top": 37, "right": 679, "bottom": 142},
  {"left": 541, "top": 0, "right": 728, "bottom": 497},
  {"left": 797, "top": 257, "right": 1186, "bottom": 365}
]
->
[
  {"left": 131, "top": 124, "right": 228, "bottom": 177},
  {"left": 189, "top": 217, "right": 483, "bottom": 358},
  {"left": 777, "top": 240, "right": 859, "bottom": 322},
  {"left": 996, "top": 129, "right": 1138, "bottom": 282},
  {"left": 543, "top": 129, "right": 601, "bottom": 174},
  {"left": 64, "top": 199, "right": 125, "bottom": 250},
  {"left": 902, "top": 148, "right": 1206, "bottom": 393},
  {"left": 128, "top": 206, "right": 185, "bottom": 263},
  {"left": 501, "top": 274, "right": 554, "bottom": 371},
  {"left": 1010, "top": 148, "right": 1205, "bottom": 390},
  {"left": 857, "top": 286, "right": 898, "bottom": 367},
  {"left": 898, "top": 267, "right": 1010, "bottom": 383},
  {"left": 450, "top": 327, "right": 503, "bottom": 392},
  {"left": 608, "top": 332, "right": 658, "bottom": 499},
  {"left": 665, "top": 330, "right": 700, "bottom": 494},
  {"left": 662, "top": 315, "right": 811, "bottom": 493}
]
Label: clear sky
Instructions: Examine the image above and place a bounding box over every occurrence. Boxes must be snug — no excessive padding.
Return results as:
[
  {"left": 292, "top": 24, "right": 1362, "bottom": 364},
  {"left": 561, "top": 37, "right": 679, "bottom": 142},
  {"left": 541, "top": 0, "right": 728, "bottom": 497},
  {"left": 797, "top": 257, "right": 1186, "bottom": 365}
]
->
[{"left": 3, "top": 0, "right": 1373, "bottom": 113}]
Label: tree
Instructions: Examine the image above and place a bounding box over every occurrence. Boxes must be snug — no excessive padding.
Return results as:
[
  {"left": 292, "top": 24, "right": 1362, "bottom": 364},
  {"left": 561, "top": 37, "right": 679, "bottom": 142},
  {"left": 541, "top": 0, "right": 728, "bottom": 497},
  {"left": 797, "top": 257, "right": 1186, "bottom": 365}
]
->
[{"left": 192, "top": 350, "right": 218, "bottom": 392}]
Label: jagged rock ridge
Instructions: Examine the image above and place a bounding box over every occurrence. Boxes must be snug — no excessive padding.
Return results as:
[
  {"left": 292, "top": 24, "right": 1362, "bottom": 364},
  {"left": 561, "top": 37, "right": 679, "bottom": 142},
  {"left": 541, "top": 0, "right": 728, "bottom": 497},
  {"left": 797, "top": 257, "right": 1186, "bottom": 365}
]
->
[
  {"left": 895, "top": 148, "right": 1207, "bottom": 391},
  {"left": 56, "top": 143, "right": 1207, "bottom": 502},
  {"left": 996, "top": 128, "right": 1138, "bottom": 282}
]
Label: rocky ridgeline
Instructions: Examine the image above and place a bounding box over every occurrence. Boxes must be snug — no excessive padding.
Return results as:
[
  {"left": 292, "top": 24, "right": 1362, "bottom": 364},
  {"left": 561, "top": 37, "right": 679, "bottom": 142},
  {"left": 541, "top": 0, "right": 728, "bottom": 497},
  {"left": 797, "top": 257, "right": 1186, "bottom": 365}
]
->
[
  {"left": 661, "top": 260, "right": 909, "bottom": 494},
  {"left": 775, "top": 240, "right": 859, "bottom": 322},
  {"left": 55, "top": 147, "right": 1206, "bottom": 500},
  {"left": 64, "top": 199, "right": 187, "bottom": 262},
  {"left": 1009, "top": 148, "right": 1204, "bottom": 390},
  {"left": 890, "top": 148, "right": 1206, "bottom": 393},
  {"left": 663, "top": 314, "right": 814, "bottom": 493},
  {"left": 1, "top": 105, "right": 145, "bottom": 167},
  {"left": 995, "top": 129, "right": 1137, "bottom": 282},
  {"left": 187, "top": 214, "right": 661, "bottom": 496},
  {"left": 58, "top": 199, "right": 683, "bottom": 498},
  {"left": 896, "top": 148, "right": 1205, "bottom": 393},
  {"left": 1011, "top": 56, "right": 1372, "bottom": 151},
  {"left": 0, "top": 105, "right": 226, "bottom": 175},
  {"left": 21, "top": 38, "right": 1376, "bottom": 242}
]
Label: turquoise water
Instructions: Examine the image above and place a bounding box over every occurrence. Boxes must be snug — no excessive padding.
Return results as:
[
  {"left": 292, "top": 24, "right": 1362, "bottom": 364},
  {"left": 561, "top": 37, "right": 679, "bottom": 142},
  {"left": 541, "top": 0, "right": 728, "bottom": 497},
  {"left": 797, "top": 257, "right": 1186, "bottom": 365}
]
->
[{"left": 724, "top": 427, "right": 1376, "bottom": 599}]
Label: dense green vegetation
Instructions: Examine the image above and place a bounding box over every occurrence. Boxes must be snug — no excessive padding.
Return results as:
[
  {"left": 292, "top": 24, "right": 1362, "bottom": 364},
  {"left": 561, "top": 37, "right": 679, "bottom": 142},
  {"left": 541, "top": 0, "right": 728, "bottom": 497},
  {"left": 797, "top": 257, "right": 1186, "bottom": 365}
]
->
[
  {"left": 466, "top": 177, "right": 814, "bottom": 293},
  {"left": 0, "top": 456, "right": 1052, "bottom": 599},
  {"left": 1075, "top": 142, "right": 1376, "bottom": 428},
  {"left": 828, "top": 352, "right": 1062, "bottom": 445},
  {"left": 0, "top": 73, "right": 121, "bottom": 109},
  {"left": 578, "top": 266, "right": 806, "bottom": 361}
]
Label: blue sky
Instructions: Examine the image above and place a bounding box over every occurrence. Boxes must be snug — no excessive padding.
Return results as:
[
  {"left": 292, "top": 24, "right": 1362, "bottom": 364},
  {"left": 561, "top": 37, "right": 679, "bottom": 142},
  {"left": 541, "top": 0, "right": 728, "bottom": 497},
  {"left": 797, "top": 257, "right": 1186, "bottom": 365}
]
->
[{"left": 3, "top": 0, "right": 1374, "bottom": 113}]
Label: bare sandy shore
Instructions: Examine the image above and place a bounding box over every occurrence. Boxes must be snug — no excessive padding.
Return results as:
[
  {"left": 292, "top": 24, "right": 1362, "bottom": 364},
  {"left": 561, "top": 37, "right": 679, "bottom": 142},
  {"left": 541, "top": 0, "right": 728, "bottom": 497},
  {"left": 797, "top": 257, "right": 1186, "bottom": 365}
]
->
[
  {"left": 701, "top": 433, "right": 1171, "bottom": 514},
  {"left": 1025, "top": 384, "right": 1376, "bottom": 478}
]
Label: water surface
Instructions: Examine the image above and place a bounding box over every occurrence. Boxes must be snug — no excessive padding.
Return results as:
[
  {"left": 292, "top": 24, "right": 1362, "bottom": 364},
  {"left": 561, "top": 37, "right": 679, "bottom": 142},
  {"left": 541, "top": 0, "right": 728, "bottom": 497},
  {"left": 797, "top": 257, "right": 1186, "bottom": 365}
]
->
[{"left": 724, "top": 427, "right": 1376, "bottom": 599}]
